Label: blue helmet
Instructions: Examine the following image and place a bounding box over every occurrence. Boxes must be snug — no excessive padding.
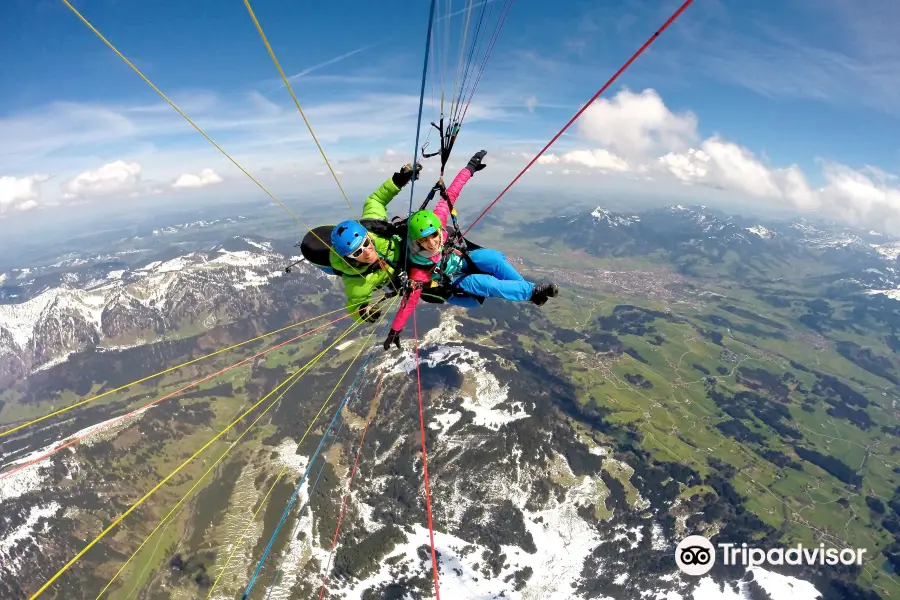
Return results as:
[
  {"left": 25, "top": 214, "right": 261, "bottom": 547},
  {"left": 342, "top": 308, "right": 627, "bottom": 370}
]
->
[{"left": 331, "top": 220, "right": 368, "bottom": 256}]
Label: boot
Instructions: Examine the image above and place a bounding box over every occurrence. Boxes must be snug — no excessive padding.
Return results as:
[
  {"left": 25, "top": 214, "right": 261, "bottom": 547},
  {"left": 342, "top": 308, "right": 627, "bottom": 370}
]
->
[{"left": 530, "top": 283, "right": 559, "bottom": 306}]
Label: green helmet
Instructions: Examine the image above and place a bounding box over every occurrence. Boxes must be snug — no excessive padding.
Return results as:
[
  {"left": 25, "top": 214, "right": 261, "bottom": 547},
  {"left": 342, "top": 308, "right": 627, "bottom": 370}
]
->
[{"left": 408, "top": 210, "right": 442, "bottom": 240}]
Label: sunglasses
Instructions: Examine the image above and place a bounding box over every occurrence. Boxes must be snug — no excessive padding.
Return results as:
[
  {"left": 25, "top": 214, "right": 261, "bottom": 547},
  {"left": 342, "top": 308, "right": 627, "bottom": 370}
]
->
[{"left": 348, "top": 236, "right": 372, "bottom": 259}]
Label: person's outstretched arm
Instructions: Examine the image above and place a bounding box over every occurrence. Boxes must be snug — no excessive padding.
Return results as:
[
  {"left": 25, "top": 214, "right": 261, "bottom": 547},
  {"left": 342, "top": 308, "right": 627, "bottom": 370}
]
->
[
  {"left": 361, "top": 163, "right": 422, "bottom": 220},
  {"left": 432, "top": 150, "right": 487, "bottom": 227}
]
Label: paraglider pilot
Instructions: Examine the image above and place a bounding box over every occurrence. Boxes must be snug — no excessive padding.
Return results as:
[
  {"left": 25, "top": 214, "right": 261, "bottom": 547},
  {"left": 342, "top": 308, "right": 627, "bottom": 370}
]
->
[{"left": 383, "top": 150, "right": 558, "bottom": 350}]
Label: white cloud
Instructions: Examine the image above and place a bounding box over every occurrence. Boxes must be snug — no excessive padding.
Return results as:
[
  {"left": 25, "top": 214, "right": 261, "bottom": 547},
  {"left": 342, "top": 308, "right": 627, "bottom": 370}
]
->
[
  {"left": 658, "top": 138, "right": 782, "bottom": 198},
  {"left": 63, "top": 160, "right": 142, "bottom": 199},
  {"left": 561, "top": 149, "right": 630, "bottom": 172},
  {"left": 817, "top": 162, "right": 900, "bottom": 227},
  {"left": 525, "top": 95, "right": 538, "bottom": 113},
  {"left": 538, "top": 150, "right": 629, "bottom": 173},
  {"left": 576, "top": 88, "right": 699, "bottom": 158},
  {"left": 0, "top": 87, "right": 517, "bottom": 210},
  {"left": 172, "top": 168, "right": 223, "bottom": 189},
  {"left": 559, "top": 87, "right": 900, "bottom": 232},
  {"left": 0, "top": 175, "right": 47, "bottom": 214}
]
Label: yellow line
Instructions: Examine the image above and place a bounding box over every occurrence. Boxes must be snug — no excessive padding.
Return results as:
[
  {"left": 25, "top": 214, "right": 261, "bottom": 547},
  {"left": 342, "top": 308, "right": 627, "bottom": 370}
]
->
[
  {"left": 93, "top": 317, "right": 367, "bottom": 599},
  {"left": 243, "top": 0, "right": 355, "bottom": 214},
  {"left": 204, "top": 298, "right": 397, "bottom": 599},
  {"left": 0, "top": 301, "right": 370, "bottom": 439},
  {"left": 29, "top": 303, "right": 387, "bottom": 599},
  {"left": 58, "top": 0, "right": 365, "bottom": 277}
]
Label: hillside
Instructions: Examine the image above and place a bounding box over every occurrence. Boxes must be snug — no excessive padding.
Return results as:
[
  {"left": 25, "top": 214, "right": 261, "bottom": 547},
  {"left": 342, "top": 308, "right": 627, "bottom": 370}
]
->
[{"left": 2, "top": 205, "right": 900, "bottom": 599}]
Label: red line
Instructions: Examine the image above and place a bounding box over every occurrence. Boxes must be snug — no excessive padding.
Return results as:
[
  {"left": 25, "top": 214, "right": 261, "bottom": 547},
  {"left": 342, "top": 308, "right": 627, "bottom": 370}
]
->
[
  {"left": 0, "top": 312, "right": 352, "bottom": 480},
  {"left": 463, "top": 0, "right": 694, "bottom": 236},
  {"left": 317, "top": 373, "right": 384, "bottom": 600},
  {"left": 413, "top": 310, "right": 441, "bottom": 599}
]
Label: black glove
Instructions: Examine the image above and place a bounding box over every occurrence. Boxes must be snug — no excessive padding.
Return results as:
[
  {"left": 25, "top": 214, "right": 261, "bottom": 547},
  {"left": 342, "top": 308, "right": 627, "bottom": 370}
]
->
[
  {"left": 358, "top": 303, "right": 381, "bottom": 323},
  {"left": 392, "top": 163, "right": 423, "bottom": 188},
  {"left": 383, "top": 329, "right": 402, "bottom": 351},
  {"left": 465, "top": 150, "right": 487, "bottom": 175}
]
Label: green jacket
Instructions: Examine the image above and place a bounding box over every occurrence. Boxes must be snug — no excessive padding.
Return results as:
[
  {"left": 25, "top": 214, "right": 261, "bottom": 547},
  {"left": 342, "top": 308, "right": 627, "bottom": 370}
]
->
[{"left": 329, "top": 177, "right": 405, "bottom": 321}]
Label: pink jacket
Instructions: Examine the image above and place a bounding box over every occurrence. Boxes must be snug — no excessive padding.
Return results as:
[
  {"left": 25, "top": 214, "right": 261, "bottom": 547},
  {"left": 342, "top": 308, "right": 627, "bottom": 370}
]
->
[{"left": 390, "top": 167, "right": 473, "bottom": 332}]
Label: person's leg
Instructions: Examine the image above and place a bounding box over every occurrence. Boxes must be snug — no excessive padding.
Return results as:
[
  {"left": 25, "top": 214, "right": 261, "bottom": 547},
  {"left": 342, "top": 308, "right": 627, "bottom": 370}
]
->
[
  {"left": 459, "top": 247, "right": 558, "bottom": 304},
  {"left": 466, "top": 248, "right": 525, "bottom": 281},
  {"left": 445, "top": 294, "right": 484, "bottom": 309},
  {"left": 452, "top": 273, "right": 534, "bottom": 301}
]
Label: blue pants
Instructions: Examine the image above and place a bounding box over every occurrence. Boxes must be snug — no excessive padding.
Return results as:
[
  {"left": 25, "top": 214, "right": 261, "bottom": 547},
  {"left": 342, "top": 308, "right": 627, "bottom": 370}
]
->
[{"left": 445, "top": 248, "right": 534, "bottom": 308}]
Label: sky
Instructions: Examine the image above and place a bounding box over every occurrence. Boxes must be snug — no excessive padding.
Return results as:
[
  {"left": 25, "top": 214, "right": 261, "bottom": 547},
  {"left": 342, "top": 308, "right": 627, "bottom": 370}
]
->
[{"left": 2, "top": 0, "right": 900, "bottom": 236}]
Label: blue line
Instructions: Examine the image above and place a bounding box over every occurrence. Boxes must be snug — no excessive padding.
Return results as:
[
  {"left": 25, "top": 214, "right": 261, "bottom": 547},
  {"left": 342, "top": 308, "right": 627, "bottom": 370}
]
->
[
  {"left": 258, "top": 417, "right": 348, "bottom": 598},
  {"left": 241, "top": 330, "right": 388, "bottom": 599},
  {"left": 407, "top": 0, "right": 437, "bottom": 217}
]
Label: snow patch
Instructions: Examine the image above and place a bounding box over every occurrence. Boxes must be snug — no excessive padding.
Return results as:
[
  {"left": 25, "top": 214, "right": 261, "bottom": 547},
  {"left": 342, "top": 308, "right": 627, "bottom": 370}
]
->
[
  {"left": 746, "top": 225, "right": 774, "bottom": 239},
  {"left": 210, "top": 250, "right": 271, "bottom": 269},
  {"left": 591, "top": 207, "right": 639, "bottom": 227},
  {"left": 239, "top": 237, "right": 273, "bottom": 251},
  {"left": 384, "top": 343, "right": 527, "bottom": 431},
  {"left": 867, "top": 288, "right": 900, "bottom": 301},
  {"left": 0, "top": 501, "right": 61, "bottom": 575},
  {"left": 274, "top": 438, "right": 309, "bottom": 474},
  {"left": 873, "top": 242, "right": 900, "bottom": 260},
  {"left": 1, "top": 407, "right": 151, "bottom": 482},
  {"left": 0, "top": 462, "right": 46, "bottom": 503},
  {"left": 745, "top": 566, "right": 821, "bottom": 599},
  {"left": 155, "top": 255, "right": 201, "bottom": 273}
]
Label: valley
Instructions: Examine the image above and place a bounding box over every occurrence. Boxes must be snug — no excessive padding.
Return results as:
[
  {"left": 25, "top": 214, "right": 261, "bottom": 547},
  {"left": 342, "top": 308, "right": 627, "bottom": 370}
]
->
[{"left": 2, "top": 202, "right": 900, "bottom": 599}]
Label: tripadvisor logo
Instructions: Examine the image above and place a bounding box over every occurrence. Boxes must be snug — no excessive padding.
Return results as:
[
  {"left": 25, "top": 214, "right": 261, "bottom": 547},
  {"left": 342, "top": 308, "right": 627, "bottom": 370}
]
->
[
  {"left": 675, "top": 535, "right": 868, "bottom": 576},
  {"left": 676, "top": 535, "right": 716, "bottom": 576}
]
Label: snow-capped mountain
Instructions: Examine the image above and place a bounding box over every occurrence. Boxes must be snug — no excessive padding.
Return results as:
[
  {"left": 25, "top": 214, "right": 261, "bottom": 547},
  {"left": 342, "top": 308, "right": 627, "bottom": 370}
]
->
[
  {"left": 0, "top": 238, "right": 326, "bottom": 383},
  {"left": 746, "top": 225, "right": 776, "bottom": 239},
  {"left": 0, "top": 310, "right": 829, "bottom": 600},
  {"left": 151, "top": 216, "right": 246, "bottom": 237},
  {"left": 524, "top": 204, "right": 900, "bottom": 289},
  {"left": 591, "top": 207, "right": 641, "bottom": 227}
]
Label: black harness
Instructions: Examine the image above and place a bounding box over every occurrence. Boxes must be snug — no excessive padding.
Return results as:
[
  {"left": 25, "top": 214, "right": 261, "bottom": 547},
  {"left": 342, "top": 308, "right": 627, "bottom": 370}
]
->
[{"left": 293, "top": 116, "right": 484, "bottom": 306}]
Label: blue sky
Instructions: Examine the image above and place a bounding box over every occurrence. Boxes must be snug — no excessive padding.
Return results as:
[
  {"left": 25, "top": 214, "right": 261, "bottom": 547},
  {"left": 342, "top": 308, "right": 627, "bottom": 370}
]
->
[{"left": 2, "top": 0, "right": 900, "bottom": 234}]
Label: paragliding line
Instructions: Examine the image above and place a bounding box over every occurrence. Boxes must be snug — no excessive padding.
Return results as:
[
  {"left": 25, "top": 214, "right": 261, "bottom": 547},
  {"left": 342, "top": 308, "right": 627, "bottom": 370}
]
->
[
  {"left": 241, "top": 314, "right": 394, "bottom": 599},
  {"left": 452, "top": 0, "right": 492, "bottom": 125},
  {"left": 243, "top": 0, "right": 356, "bottom": 213},
  {"left": 413, "top": 309, "right": 442, "bottom": 599},
  {"left": 449, "top": 0, "right": 476, "bottom": 120},
  {"left": 317, "top": 373, "right": 384, "bottom": 599},
  {"left": 261, "top": 415, "right": 344, "bottom": 600},
  {"left": 29, "top": 313, "right": 374, "bottom": 600},
  {"left": 206, "top": 298, "right": 396, "bottom": 599},
  {"left": 0, "top": 301, "right": 373, "bottom": 440},
  {"left": 57, "top": 0, "right": 379, "bottom": 281},
  {"left": 464, "top": 0, "right": 694, "bottom": 236},
  {"left": 93, "top": 317, "right": 366, "bottom": 599},
  {"left": 407, "top": 0, "right": 438, "bottom": 219},
  {"left": 460, "top": 0, "right": 515, "bottom": 125},
  {"left": 1, "top": 312, "right": 354, "bottom": 481}
]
